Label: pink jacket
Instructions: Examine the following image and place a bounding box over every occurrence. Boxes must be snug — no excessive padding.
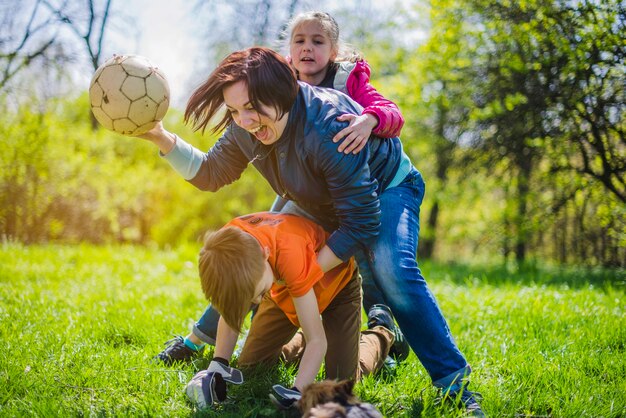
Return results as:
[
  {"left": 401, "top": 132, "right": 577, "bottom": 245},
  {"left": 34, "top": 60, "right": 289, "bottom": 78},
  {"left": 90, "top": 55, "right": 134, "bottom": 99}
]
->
[{"left": 333, "top": 60, "right": 405, "bottom": 138}]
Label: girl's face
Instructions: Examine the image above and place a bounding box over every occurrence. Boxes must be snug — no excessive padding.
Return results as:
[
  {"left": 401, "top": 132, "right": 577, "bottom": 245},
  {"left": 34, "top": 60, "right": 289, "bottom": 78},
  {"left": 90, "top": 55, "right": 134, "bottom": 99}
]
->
[
  {"left": 290, "top": 21, "right": 337, "bottom": 85},
  {"left": 223, "top": 80, "right": 288, "bottom": 145}
]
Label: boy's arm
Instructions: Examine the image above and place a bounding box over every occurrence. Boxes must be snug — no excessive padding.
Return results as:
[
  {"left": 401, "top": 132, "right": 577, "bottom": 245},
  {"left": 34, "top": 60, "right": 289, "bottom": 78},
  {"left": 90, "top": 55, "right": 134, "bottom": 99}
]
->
[
  {"left": 185, "top": 316, "right": 243, "bottom": 408},
  {"left": 292, "top": 289, "right": 327, "bottom": 391},
  {"left": 214, "top": 316, "right": 239, "bottom": 361}
]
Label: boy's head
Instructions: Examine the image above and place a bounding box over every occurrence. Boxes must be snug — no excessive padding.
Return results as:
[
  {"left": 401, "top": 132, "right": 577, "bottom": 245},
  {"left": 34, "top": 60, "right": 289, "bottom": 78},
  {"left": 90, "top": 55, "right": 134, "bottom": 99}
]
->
[{"left": 198, "top": 227, "right": 272, "bottom": 332}]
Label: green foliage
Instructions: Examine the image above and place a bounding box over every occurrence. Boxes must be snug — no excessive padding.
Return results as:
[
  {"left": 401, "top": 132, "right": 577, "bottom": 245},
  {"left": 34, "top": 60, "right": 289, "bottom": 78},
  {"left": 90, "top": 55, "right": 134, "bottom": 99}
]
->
[
  {"left": 386, "top": 0, "right": 625, "bottom": 266},
  {"left": 1, "top": 0, "right": 624, "bottom": 267},
  {"left": 1, "top": 244, "right": 624, "bottom": 417},
  {"left": 0, "top": 93, "right": 274, "bottom": 246}
]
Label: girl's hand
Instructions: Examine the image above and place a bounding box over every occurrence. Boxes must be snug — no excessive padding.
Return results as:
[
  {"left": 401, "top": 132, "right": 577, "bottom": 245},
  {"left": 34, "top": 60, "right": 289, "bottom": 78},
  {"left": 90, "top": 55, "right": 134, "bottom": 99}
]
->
[{"left": 332, "top": 113, "right": 378, "bottom": 154}]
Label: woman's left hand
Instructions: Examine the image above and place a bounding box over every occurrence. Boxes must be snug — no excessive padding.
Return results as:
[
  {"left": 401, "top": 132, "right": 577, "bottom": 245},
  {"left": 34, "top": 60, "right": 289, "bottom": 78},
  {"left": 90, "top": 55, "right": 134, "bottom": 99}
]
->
[{"left": 332, "top": 113, "right": 378, "bottom": 154}]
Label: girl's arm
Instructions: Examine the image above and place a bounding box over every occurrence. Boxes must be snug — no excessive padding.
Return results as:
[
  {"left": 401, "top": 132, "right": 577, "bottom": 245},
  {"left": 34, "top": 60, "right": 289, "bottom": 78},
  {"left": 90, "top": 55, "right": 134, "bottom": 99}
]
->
[
  {"left": 292, "top": 289, "right": 327, "bottom": 391},
  {"left": 333, "top": 60, "right": 405, "bottom": 153},
  {"left": 347, "top": 60, "right": 404, "bottom": 138}
]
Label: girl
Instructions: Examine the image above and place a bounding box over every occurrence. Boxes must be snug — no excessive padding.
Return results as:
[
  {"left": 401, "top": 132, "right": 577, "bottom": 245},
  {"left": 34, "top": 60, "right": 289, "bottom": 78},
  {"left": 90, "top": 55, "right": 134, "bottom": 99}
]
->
[{"left": 286, "top": 11, "right": 404, "bottom": 154}]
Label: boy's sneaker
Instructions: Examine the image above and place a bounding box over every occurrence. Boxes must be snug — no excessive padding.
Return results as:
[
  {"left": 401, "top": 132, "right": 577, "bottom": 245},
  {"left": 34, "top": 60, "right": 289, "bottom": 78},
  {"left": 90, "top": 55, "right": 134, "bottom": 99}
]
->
[
  {"left": 154, "top": 336, "right": 203, "bottom": 366},
  {"left": 367, "top": 304, "right": 411, "bottom": 361},
  {"left": 440, "top": 385, "right": 485, "bottom": 417}
]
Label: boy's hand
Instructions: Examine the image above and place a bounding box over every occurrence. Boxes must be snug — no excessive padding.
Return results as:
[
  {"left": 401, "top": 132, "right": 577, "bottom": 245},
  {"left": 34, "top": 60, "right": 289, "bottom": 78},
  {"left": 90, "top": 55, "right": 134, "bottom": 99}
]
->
[
  {"left": 269, "top": 384, "right": 301, "bottom": 409},
  {"left": 207, "top": 360, "right": 243, "bottom": 384},
  {"left": 184, "top": 361, "right": 243, "bottom": 408},
  {"left": 185, "top": 370, "right": 227, "bottom": 408}
]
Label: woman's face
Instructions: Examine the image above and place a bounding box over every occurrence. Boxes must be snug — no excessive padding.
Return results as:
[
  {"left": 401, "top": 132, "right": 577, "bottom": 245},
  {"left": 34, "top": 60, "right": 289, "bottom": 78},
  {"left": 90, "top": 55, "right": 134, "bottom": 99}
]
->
[
  {"left": 223, "top": 80, "right": 288, "bottom": 145},
  {"left": 290, "top": 21, "right": 337, "bottom": 85}
]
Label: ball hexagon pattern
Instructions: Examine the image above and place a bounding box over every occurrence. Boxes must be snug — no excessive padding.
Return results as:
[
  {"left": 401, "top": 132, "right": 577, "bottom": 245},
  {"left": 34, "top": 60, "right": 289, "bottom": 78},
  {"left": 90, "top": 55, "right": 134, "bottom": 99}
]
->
[{"left": 89, "top": 54, "right": 170, "bottom": 136}]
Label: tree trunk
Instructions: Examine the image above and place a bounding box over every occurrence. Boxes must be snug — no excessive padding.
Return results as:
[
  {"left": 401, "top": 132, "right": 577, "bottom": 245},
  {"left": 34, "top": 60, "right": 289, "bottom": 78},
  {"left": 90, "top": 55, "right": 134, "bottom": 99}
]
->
[
  {"left": 514, "top": 157, "right": 532, "bottom": 264},
  {"left": 421, "top": 94, "right": 454, "bottom": 259},
  {"left": 421, "top": 200, "right": 439, "bottom": 259}
]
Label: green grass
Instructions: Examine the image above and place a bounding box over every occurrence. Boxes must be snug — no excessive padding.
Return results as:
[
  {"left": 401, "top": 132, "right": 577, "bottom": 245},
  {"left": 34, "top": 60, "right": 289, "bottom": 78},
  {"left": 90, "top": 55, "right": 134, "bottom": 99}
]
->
[{"left": 0, "top": 243, "right": 624, "bottom": 417}]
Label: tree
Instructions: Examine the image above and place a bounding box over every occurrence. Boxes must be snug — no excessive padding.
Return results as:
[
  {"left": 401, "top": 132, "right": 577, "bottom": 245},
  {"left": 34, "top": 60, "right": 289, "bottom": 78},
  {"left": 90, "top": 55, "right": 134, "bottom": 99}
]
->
[
  {"left": 43, "top": 0, "right": 113, "bottom": 129},
  {"left": 400, "top": 0, "right": 479, "bottom": 258},
  {"left": 42, "top": 0, "right": 112, "bottom": 70},
  {"left": 189, "top": 0, "right": 301, "bottom": 67},
  {"left": 452, "top": 0, "right": 624, "bottom": 264},
  {"left": 0, "top": 0, "right": 60, "bottom": 91},
  {"left": 539, "top": 1, "right": 625, "bottom": 203}
]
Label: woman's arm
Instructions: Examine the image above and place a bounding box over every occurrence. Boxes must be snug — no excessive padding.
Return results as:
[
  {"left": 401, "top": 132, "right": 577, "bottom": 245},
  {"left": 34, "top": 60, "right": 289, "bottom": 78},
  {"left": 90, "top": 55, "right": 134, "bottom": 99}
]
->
[
  {"left": 137, "top": 122, "right": 250, "bottom": 191},
  {"left": 292, "top": 289, "right": 327, "bottom": 391},
  {"left": 137, "top": 121, "right": 177, "bottom": 154},
  {"left": 316, "top": 139, "right": 381, "bottom": 262}
]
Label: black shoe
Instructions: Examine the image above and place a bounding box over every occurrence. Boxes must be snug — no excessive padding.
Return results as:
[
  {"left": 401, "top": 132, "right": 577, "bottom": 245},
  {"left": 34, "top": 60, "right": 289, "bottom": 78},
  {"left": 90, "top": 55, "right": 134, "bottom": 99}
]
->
[
  {"left": 154, "top": 336, "right": 203, "bottom": 366},
  {"left": 441, "top": 385, "right": 485, "bottom": 417},
  {"left": 367, "top": 304, "right": 410, "bottom": 362}
]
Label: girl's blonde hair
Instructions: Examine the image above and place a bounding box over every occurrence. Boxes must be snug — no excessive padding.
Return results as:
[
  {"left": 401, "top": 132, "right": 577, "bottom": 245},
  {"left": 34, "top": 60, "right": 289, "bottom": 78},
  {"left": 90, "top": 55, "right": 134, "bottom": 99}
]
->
[
  {"left": 282, "top": 11, "right": 362, "bottom": 63},
  {"left": 198, "top": 227, "right": 265, "bottom": 332}
]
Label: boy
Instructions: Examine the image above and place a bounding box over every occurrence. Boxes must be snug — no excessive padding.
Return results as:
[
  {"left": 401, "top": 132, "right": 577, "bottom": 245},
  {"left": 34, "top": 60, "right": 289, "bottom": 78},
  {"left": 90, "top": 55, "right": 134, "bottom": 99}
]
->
[{"left": 184, "top": 212, "right": 407, "bottom": 409}]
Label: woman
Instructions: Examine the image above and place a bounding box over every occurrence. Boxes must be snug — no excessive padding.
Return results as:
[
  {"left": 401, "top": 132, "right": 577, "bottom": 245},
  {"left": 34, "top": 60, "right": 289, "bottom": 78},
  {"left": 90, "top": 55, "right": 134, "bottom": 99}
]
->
[{"left": 140, "top": 47, "right": 482, "bottom": 414}]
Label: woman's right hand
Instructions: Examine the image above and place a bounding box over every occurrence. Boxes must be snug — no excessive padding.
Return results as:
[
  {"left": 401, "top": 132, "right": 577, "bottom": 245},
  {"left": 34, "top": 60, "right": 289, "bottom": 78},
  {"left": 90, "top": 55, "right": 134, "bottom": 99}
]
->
[{"left": 136, "top": 121, "right": 177, "bottom": 154}]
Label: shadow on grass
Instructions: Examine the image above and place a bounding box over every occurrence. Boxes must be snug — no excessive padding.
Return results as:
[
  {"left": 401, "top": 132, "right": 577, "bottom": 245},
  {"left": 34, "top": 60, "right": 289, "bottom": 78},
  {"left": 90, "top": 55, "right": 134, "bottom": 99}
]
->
[{"left": 421, "top": 259, "right": 625, "bottom": 291}]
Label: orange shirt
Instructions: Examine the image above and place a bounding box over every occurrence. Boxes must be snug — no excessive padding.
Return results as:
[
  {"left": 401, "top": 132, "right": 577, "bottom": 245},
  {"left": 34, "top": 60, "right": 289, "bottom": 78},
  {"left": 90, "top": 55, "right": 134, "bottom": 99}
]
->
[{"left": 226, "top": 212, "right": 356, "bottom": 326}]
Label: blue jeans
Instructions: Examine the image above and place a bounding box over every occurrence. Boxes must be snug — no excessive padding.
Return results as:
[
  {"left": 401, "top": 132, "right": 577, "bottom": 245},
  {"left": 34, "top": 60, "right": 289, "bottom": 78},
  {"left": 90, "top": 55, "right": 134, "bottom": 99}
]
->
[
  {"left": 355, "top": 168, "right": 469, "bottom": 386},
  {"left": 193, "top": 167, "right": 469, "bottom": 387}
]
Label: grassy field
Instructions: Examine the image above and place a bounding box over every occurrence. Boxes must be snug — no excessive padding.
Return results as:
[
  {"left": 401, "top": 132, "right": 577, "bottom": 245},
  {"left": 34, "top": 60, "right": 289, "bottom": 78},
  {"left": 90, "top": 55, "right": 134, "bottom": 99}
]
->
[{"left": 0, "top": 243, "right": 624, "bottom": 417}]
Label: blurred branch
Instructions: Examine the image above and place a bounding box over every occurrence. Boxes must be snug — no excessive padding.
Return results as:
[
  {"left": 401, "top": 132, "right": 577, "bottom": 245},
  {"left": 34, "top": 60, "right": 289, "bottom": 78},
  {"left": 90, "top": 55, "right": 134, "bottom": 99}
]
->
[
  {"left": 0, "top": 0, "right": 59, "bottom": 90},
  {"left": 42, "top": 0, "right": 112, "bottom": 69}
]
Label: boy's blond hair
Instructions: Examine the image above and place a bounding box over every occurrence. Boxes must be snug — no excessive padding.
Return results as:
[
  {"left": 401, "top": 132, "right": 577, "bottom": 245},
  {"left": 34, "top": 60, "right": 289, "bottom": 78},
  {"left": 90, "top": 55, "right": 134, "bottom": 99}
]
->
[{"left": 198, "top": 227, "right": 265, "bottom": 332}]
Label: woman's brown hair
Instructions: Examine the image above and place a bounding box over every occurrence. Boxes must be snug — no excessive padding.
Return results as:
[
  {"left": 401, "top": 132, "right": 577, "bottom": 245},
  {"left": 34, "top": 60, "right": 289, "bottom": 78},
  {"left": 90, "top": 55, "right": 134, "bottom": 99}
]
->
[{"left": 185, "top": 47, "right": 299, "bottom": 134}]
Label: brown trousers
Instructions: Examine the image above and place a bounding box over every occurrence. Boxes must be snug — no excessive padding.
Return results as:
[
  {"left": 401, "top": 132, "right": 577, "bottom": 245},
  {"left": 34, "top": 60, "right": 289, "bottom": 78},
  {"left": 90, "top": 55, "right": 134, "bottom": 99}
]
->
[{"left": 238, "top": 272, "right": 394, "bottom": 380}]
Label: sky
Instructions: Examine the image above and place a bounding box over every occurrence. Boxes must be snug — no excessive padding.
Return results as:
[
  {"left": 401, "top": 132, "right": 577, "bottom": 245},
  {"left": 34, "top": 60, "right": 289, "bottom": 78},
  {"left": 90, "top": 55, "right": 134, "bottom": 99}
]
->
[
  {"left": 105, "top": 1, "right": 201, "bottom": 108},
  {"left": 97, "top": 0, "right": 421, "bottom": 108}
]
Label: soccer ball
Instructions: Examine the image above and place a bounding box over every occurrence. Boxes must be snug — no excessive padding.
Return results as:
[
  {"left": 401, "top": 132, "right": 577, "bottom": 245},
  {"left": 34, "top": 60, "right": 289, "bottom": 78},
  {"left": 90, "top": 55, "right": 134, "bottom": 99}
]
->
[{"left": 89, "top": 54, "right": 170, "bottom": 136}]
